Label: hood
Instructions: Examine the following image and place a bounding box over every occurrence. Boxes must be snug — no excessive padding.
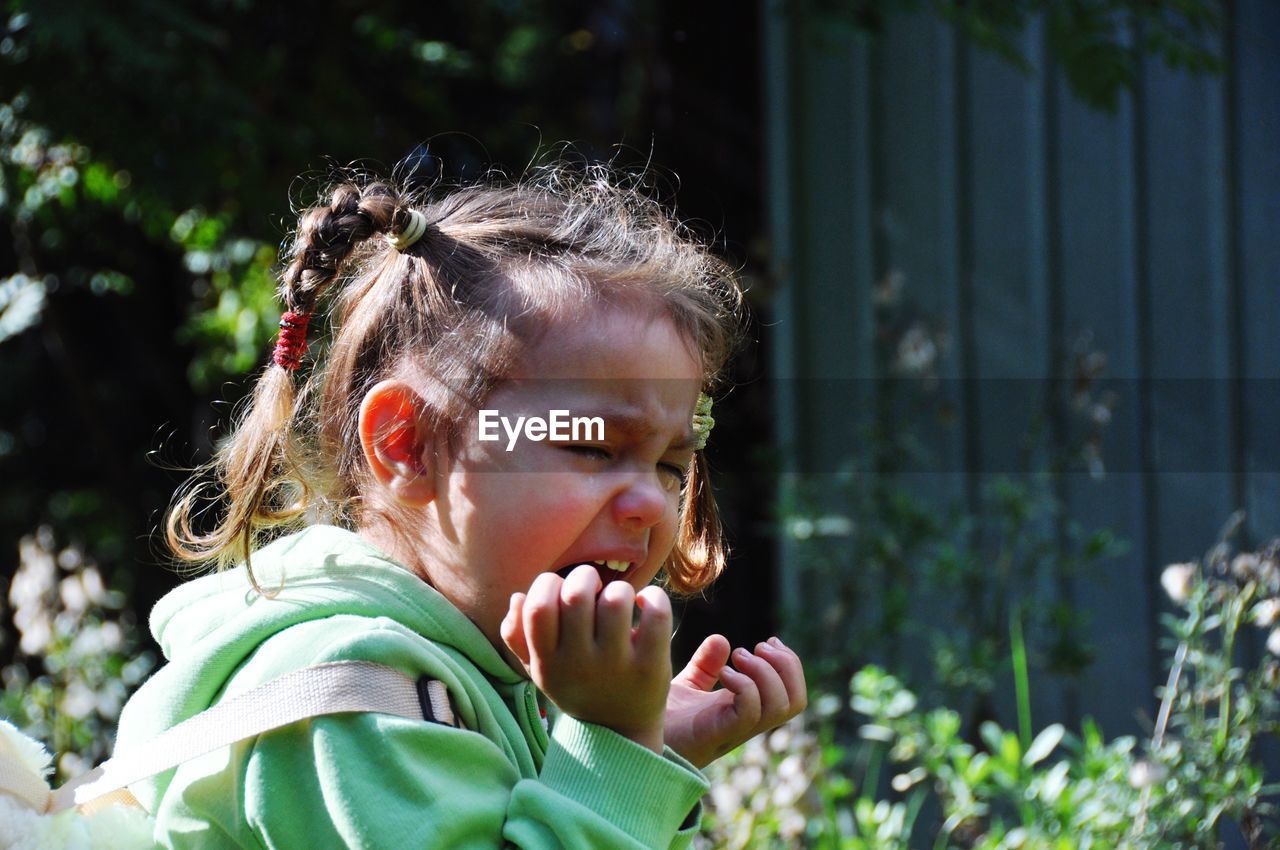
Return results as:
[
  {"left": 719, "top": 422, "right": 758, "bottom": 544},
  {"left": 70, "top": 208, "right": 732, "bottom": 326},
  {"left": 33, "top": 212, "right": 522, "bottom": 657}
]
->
[{"left": 117, "top": 525, "right": 522, "bottom": 752}]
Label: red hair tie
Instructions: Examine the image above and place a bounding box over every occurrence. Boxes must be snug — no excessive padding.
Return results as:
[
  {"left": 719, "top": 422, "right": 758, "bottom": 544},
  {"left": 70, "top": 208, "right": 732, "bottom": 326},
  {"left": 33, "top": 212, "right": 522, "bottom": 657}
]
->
[{"left": 272, "top": 310, "right": 311, "bottom": 370}]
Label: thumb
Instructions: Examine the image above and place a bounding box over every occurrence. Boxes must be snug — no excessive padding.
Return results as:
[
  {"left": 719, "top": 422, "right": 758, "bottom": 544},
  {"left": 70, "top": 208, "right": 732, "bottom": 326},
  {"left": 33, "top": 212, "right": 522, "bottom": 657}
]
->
[{"left": 673, "top": 634, "right": 732, "bottom": 691}]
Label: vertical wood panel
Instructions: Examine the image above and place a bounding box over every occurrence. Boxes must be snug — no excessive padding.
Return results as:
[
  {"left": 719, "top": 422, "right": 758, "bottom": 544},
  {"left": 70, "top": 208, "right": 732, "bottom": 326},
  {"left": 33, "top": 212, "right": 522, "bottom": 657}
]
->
[
  {"left": 1232, "top": 0, "right": 1280, "bottom": 689},
  {"left": 1236, "top": 0, "right": 1280, "bottom": 544},
  {"left": 763, "top": 0, "right": 803, "bottom": 621},
  {"left": 1053, "top": 50, "right": 1153, "bottom": 736},
  {"left": 872, "top": 11, "right": 965, "bottom": 680},
  {"left": 793, "top": 24, "right": 871, "bottom": 467},
  {"left": 1138, "top": 35, "right": 1237, "bottom": 580},
  {"left": 963, "top": 21, "right": 1073, "bottom": 726},
  {"left": 877, "top": 10, "right": 966, "bottom": 490},
  {"left": 771, "top": 8, "right": 877, "bottom": 640}
]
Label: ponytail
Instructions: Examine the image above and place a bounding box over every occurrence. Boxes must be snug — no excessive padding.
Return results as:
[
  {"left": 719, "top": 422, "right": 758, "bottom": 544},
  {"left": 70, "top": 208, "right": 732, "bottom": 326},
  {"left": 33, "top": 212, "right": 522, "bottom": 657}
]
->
[
  {"left": 165, "top": 180, "right": 420, "bottom": 586},
  {"left": 165, "top": 366, "right": 304, "bottom": 589}
]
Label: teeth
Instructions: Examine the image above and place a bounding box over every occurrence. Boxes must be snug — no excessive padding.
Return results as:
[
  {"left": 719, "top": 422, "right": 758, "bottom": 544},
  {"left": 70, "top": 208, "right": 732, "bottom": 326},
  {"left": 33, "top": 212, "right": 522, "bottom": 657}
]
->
[{"left": 585, "top": 559, "right": 630, "bottom": 572}]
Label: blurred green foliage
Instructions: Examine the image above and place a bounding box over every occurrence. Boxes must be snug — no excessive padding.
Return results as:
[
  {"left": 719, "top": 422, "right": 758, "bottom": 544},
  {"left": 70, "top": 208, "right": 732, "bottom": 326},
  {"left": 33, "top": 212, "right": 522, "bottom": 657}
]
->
[{"left": 699, "top": 525, "right": 1280, "bottom": 848}]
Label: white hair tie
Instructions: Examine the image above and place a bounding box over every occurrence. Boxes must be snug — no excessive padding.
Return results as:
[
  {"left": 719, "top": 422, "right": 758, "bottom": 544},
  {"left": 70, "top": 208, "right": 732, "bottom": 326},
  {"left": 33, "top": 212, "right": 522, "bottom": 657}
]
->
[{"left": 385, "top": 209, "right": 428, "bottom": 251}]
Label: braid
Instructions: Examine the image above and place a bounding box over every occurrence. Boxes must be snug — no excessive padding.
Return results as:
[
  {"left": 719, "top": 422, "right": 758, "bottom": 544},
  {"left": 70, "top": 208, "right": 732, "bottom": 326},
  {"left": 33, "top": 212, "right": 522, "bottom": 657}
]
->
[
  {"left": 281, "top": 183, "right": 406, "bottom": 316},
  {"left": 166, "top": 180, "right": 421, "bottom": 584}
]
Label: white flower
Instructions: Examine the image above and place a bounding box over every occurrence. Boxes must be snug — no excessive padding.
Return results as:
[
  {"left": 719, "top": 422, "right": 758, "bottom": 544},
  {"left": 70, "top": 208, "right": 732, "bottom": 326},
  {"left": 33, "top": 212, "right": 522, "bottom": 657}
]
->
[
  {"left": 777, "top": 753, "right": 805, "bottom": 782},
  {"left": 1128, "top": 758, "right": 1167, "bottom": 789},
  {"left": 709, "top": 783, "right": 742, "bottom": 814},
  {"left": 767, "top": 725, "right": 793, "bottom": 752},
  {"left": 69, "top": 623, "right": 102, "bottom": 658},
  {"left": 96, "top": 680, "right": 127, "bottom": 721},
  {"left": 1160, "top": 563, "right": 1197, "bottom": 604},
  {"left": 58, "top": 751, "right": 91, "bottom": 781},
  {"left": 731, "top": 764, "right": 764, "bottom": 795},
  {"left": 1254, "top": 599, "right": 1280, "bottom": 628},
  {"left": 1232, "top": 553, "right": 1261, "bottom": 580},
  {"left": 770, "top": 780, "right": 802, "bottom": 808},
  {"left": 787, "top": 517, "right": 814, "bottom": 541},
  {"left": 778, "top": 811, "right": 806, "bottom": 839},
  {"left": 814, "top": 693, "right": 841, "bottom": 718},
  {"left": 15, "top": 612, "right": 53, "bottom": 655},
  {"left": 60, "top": 680, "right": 97, "bottom": 720},
  {"left": 1268, "top": 628, "right": 1280, "bottom": 657},
  {"left": 11, "top": 535, "right": 56, "bottom": 610},
  {"left": 741, "top": 736, "right": 769, "bottom": 767},
  {"left": 813, "top": 515, "right": 853, "bottom": 537},
  {"left": 79, "top": 567, "right": 112, "bottom": 606},
  {"left": 59, "top": 575, "right": 89, "bottom": 616},
  {"left": 99, "top": 622, "right": 123, "bottom": 652},
  {"left": 56, "top": 545, "right": 83, "bottom": 570},
  {"left": 895, "top": 326, "right": 938, "bottom": 375}
]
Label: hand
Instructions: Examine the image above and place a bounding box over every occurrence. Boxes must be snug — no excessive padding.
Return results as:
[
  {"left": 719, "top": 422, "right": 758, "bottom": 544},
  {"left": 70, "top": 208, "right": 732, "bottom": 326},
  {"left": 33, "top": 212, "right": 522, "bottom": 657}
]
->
[
  {"left": 501, "top": 565, "right": 672, "bottom": 754},
  {"left": 663, "top": 634, "right": 807, "bottom": 768}
]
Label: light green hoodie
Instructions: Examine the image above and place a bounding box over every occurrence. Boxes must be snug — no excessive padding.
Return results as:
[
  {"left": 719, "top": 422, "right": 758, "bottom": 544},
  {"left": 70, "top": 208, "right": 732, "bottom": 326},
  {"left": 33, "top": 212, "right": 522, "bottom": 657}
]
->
[{"left": 114, "top": 525, "right": 708, "bottom": 849}]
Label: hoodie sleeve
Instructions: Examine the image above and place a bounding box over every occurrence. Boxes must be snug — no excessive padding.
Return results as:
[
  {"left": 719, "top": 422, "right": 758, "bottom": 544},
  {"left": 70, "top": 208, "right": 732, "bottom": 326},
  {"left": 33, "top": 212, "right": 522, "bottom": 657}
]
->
[{"left": 223, "top": 710, "right": 708, "bottom": 849}]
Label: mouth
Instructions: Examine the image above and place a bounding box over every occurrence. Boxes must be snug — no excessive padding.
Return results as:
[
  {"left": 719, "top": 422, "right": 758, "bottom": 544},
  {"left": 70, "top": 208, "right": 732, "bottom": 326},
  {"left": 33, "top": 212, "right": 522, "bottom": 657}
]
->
[{"left": 554, "top": 559, "right": 636, "bottom": 586}]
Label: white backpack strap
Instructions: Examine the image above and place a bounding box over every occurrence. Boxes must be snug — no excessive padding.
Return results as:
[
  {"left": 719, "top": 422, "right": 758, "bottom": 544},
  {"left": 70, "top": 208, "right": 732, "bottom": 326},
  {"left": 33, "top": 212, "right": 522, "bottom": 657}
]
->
[{"left": 49, "top": 660, "right": 457, "bottom": 815}]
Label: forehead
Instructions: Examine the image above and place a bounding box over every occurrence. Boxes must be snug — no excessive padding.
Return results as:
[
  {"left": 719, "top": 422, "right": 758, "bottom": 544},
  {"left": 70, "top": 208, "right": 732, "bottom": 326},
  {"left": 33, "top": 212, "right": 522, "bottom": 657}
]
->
[
  {"left": 497, "top": 303, "right": 702, "bottom": 424},
  {"left": 512, "top": 302, "right": 703, "bottom": 383}
]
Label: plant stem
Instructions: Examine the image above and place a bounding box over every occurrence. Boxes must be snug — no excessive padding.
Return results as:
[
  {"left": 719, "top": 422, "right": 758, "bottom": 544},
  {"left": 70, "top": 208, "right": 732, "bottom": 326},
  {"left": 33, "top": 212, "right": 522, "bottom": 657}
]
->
[
  {"left": 1132, "top": 640, "right": 1189, "bottom": 841},
  {"left": 1011, "top": 608, "right": 1032, "bottom": 750},
  {"left": 1216, "top": 583, "right": 1250, "bottom": 753}
]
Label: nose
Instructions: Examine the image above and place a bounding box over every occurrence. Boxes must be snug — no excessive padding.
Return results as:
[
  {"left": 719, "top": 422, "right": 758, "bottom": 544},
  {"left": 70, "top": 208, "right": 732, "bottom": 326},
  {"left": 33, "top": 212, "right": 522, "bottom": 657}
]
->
[{"left": 610, "top": 471, "right": 667, "bottom": 529}]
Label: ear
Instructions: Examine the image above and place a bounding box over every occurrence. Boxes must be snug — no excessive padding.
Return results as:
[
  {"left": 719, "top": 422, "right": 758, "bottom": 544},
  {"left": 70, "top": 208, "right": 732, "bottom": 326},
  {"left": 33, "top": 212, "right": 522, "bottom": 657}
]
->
[{"left": 358, "top": 380, "right": 436, "bottom": 506}]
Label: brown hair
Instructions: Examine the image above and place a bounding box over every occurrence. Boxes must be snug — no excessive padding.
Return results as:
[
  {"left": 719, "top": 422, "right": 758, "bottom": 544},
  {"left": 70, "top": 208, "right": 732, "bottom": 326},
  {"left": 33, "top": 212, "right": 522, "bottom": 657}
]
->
[{"left": 166, "top": 161, "right": 747, "bottom": 596}]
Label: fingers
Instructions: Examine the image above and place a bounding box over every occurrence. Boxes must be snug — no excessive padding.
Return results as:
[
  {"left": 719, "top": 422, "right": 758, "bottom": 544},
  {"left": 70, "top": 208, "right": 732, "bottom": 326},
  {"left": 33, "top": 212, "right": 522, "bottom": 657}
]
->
[
  {"left": 718, "top": 663, "right": 762, "bottom": 728},
  {"left": 758, "top": 637, "right": 808, "bottom": 713},
  {"left": 633, "top": 586, "right": 673, "bottom": 665},
  {"left": 674, "top": 633, "right": 732, "bottom": 692},
  {"left": 719, "top": 636, "right": 808, "bottom": 731},
  {"left": 522, "top": 572, "right": 563, "bottom": 661},
  {"left": 501, "top": 592, "right": 530, "bottom": 664},
  {"left": 595, "top": 580, "right": 636, "bottom": 657},
  {"left": 558, "top": 565, "right": 602, "bottom": 655},
  {"left": 731, "top": 647, "right": 787, "bottom": 718}
]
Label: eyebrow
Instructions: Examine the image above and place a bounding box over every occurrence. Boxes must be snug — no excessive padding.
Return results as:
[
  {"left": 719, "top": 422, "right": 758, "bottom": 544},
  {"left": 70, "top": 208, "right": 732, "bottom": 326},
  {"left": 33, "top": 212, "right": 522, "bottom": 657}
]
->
[{"left": 577, "top": 409, "right": 698, "bottom": 451}]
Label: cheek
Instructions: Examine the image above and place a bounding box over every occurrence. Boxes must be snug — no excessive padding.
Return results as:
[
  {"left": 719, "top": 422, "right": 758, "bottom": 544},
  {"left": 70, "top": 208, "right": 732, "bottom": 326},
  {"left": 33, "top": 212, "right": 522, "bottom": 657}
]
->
[
  {"left": 650, "top": 499, "right": 683, "bottom": 556},
  {"left": 495, "top": 473, "right": 599, "bottom": 544}
]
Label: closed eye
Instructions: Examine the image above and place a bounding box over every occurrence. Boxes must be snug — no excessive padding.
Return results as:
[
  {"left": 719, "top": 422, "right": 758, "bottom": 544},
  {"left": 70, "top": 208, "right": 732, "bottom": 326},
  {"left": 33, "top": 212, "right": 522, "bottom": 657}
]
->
[
  {"left": 660, "top": 461, "right": 689, "bottom": 489},
  {"left": 562, "top": 445, "right": 612, "bottom": 461},
  {"left": 564, "top": 446, "right": 688, "bottom": 489}
]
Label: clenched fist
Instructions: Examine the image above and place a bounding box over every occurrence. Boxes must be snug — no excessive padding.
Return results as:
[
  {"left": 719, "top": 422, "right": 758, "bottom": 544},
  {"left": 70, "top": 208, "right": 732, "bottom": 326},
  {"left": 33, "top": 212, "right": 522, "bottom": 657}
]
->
[{"left": 501, "top": 564, "right": 672, "bottom": 754}]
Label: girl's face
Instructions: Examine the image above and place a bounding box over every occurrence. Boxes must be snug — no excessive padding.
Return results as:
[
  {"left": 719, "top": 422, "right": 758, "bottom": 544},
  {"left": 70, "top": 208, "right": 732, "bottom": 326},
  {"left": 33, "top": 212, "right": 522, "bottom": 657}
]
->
[{"left": 420, "top": 301, "right": 703, "bottom": 672}]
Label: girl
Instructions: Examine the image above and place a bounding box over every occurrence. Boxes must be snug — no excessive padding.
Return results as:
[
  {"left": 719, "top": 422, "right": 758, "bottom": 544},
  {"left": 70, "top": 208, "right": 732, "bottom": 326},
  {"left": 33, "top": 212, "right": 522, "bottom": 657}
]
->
[{"left": 113, "top": 162, "right": 807, "bottom": 848}]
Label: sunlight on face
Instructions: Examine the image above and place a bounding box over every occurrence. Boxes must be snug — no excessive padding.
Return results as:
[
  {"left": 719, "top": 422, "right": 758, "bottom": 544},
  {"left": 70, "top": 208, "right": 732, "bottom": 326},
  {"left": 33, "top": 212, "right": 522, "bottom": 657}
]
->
[{"left": 420, "top": 300, "right": 704, "bottom": 668}]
